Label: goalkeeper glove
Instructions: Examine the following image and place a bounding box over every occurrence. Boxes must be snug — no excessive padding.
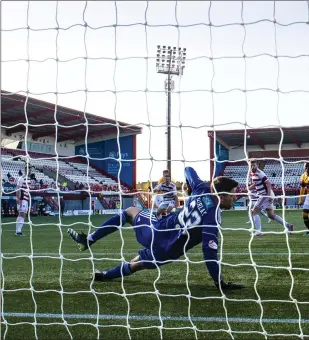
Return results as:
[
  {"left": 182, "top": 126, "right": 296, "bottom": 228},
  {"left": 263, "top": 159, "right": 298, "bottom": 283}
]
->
[{"left": 215, "top": 280, "right": 245, "bottom": 290}]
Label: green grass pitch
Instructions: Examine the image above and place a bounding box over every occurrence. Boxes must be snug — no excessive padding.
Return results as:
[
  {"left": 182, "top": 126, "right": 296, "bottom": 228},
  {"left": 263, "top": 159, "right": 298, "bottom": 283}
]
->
[{"left": 1, "top": 210, "right": 309, "bottom": 340}]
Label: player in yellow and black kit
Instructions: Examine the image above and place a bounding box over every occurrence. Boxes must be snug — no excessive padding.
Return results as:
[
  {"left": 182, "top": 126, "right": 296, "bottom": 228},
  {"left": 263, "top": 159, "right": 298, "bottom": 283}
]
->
[{"left": 299, "top": 163, "right": 309, "bottom": 236}]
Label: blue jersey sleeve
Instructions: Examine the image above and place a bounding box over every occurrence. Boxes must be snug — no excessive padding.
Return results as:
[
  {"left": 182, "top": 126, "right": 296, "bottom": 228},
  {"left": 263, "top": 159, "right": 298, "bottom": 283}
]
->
[{"left": 184, "top": 167, "right": 208, "bottom": 195}]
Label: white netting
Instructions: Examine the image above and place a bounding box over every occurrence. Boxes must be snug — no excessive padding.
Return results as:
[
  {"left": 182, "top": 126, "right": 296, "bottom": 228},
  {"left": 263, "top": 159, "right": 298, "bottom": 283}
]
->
[{"left": 1, "top": 1, "right": 309, "bottom": 339}]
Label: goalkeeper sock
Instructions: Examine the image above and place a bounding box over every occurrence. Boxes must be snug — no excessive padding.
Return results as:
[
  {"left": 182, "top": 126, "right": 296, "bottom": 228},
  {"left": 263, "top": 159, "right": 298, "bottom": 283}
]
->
[
  {"left": 103, "top": 263, "right": 132, "bottom": 279},
  {"left": 88, "top": 210, "right": 128, "bottom": 242},
  {"left": 16, "top": 216, "right": 25, "bottom": 233},
  {"left": 253, "top": 215, "right": 262, "bottom": 232}
]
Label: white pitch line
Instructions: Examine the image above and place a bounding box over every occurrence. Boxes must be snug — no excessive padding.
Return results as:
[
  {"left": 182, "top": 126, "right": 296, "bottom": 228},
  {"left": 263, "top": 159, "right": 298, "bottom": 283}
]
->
[
  {"left": 1, "top": 252, "right": 309, "bottom": 257},
  {"left": 1, "top": 312, "right": 309, "bottom": 324}
]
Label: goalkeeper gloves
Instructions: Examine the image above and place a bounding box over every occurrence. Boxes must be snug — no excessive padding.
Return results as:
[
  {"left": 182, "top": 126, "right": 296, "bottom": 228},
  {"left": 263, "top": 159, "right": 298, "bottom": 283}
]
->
[{"left": 215, "top": 280, "right": 245, "bottom": 290}]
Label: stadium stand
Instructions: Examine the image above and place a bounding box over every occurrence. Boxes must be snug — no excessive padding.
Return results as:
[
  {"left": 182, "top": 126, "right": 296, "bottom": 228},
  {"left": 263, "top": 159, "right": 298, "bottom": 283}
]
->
[
  {"left": 1, "top": 147, "right": 128, "bottom": 193},
  {"left": 1, "top": 90, "right": 141, "bottom": 193},
  {"left": 1, "top": 156, "right": 25, "bottom": 186},
  {"left": 1, "top": 90, "right": 141, "bottom": 218},
  {"left": 208, "top": 127, "right": 309, "bottom": 197},
  {"left": 223, "top": 159, "right": 303, "bottom": 193}
]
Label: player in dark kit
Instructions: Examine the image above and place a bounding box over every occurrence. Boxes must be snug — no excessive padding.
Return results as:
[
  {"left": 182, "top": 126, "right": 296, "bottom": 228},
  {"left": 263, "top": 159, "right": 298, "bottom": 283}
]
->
[{"left": 68, "top": 167, "right": 244, "bottom": 290}]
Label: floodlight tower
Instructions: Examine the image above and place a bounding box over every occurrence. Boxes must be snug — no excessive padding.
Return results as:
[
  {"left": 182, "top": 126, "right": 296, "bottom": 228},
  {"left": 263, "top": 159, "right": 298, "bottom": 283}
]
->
[{"left": 156, "top": 45, "right": 187, "bottom": 176}]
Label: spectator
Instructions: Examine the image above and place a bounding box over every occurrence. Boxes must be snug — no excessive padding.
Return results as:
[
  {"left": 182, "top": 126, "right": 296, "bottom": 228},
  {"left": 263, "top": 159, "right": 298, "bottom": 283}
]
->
[
  {"left": 30, "top": 173, "right": 37, "bottom": 181},
  {"left": 38, "top": 201, "right": 45, "bottom": 216},
  {"left": 60, "top": 197, "right": 65, "bottom": 216}
]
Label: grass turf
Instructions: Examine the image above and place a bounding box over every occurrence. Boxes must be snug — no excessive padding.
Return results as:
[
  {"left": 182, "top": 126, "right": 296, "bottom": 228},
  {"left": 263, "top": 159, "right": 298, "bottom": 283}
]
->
[{"left": 1, "top": 210, "right": 309, "bottom": 340}]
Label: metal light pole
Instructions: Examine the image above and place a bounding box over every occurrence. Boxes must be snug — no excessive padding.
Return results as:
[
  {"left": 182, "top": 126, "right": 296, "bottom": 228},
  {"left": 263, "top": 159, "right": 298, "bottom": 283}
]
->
[{"left": 156, "top": 45, "right": 187, "bottom": 176}]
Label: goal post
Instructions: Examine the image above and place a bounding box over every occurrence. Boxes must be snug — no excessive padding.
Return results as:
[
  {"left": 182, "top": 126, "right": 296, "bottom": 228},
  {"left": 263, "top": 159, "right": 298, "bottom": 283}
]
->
[{"left": 1, "top": 1, "right": 309, "bottom": 340}]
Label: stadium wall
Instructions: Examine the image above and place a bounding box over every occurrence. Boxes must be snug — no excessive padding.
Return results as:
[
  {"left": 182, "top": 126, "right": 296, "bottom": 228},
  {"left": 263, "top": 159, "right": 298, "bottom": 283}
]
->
[
  {"left": 229, "top": 143, "right": 309, "bottom": 160},
  {"left": 1, "top": 129, "right": 75, "bottom": 156},
  {"left": 75, "top": 135, "right": 135, "bottom": 187}
]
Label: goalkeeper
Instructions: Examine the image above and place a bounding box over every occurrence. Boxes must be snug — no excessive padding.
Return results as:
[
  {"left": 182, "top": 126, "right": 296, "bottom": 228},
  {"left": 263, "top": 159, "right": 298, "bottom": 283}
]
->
[{"left": 68, "top": 167, "right": 244, "bottom": 290}]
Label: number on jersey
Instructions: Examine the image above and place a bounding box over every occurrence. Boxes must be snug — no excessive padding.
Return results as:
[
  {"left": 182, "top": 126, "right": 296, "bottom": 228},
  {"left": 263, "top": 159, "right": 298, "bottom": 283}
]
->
[{"left": 178, "top": 200, "right": 202, "bottom": 229}]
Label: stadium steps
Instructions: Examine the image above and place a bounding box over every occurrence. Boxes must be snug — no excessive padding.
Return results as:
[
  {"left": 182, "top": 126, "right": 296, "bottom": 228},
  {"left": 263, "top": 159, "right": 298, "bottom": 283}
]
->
[
  {"left": 69, "top": 163, "right": 99, "bottom": 184},
  {"left": 86, "top": 162, "right": 133, "bottom": 190},
  {"left": 42, "top": 167, "right": 75, "bottom": 190}
]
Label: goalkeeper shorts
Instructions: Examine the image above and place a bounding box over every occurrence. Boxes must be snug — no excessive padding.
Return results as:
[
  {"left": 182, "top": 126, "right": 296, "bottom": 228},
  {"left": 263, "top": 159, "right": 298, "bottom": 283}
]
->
[
  {"left": 132, "top": 210, "right": 176, "bottom": 250},
  {"left": 132, "top": 210, "right": 158, "bottom": 249},
  {"left": 138, "top": 248, "right": 175, "bottom": 269}
]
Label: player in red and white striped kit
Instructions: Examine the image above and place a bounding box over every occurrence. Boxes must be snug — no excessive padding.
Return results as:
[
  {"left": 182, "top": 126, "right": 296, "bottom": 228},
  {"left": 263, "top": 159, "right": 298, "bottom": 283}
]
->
[
  {"left": 15, "top": 174, "right": 33, "bottom": 236},
  {"left": 247, "top": 160, "right": 294, "bottom": 236},
  {"left": 246, "top": 186, "right": 271, "bottom": 224},
  {"left": 153, "top": 175, "right": 178, "bottom": 217}
]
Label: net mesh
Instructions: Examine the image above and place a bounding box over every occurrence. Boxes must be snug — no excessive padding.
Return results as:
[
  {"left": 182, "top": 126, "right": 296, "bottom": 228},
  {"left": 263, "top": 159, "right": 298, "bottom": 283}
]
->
[{"left": 1, "top": 1, "right": 309, "bottom": 339}]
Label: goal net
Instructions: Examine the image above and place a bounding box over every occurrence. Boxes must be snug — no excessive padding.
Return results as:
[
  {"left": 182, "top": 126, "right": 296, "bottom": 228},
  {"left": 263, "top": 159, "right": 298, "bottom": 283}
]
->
[{"left": 1, "top": 1, "right": 309, "bottom": 339}]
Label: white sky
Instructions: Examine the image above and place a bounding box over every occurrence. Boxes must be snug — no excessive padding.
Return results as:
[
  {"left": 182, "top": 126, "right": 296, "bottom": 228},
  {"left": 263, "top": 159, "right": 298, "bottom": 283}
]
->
[{"left": 2, "top": 1, "right": 309, "bottom": 182}]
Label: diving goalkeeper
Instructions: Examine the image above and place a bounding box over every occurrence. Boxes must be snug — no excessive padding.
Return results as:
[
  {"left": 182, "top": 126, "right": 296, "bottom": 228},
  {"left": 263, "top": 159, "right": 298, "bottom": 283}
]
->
[{"left": 67, "top": 167, "right": 244, "bottom": 290}]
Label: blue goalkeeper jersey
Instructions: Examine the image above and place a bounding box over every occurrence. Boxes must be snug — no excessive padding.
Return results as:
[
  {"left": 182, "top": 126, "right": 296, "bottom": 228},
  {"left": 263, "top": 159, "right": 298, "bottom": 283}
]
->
[
  {"left": 136, "top": 167, "right": 222, "bottom": 282},
  {"left": 155, "top": 167, "right": 220, "bottom": 255}
]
